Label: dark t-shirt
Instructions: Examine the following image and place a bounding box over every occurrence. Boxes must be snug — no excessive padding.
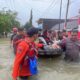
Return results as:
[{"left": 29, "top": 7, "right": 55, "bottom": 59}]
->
[
  {"left": 11, "top": 33, "right": 16, "bottom": 41},
  {"left": 60, "top": 38, "right": 80, "bottom": 61},
  {"left": 13, "top": 34, "right": 25, "bottom": 53}
]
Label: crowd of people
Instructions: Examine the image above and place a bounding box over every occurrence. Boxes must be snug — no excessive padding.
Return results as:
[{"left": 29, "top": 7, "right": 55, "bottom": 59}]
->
[
  {"left": 11, "top": 27, "right": 80, "bottom": 80},
  {"left": 40, "top": 29, "right": 80, "bottom": 62},
  {"left": 53, "top": 29, "right": 80, "bottom": 61}
]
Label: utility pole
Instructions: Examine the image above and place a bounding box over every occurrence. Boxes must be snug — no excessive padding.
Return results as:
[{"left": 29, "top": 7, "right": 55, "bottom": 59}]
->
[
  {"left": 78, "top": 9, "right": 80, "bottom": 38},
  {"left": 78, "top": 9, "right": 80, "bottom": 29},
  {"left": 79, "top": 9, "right": 80, "bottom": 18},
  {"left": 29, "top": 9, "right": 33, "bottom": 26},
  {"left": 64, "top": 0, "right": 70, "bottom": 30},
  {"left": 59, "top": 0, "right": 62, "bottom": 31}
]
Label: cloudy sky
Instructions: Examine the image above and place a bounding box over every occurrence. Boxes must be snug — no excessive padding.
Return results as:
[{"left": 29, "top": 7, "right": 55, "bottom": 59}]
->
[{"left": 0, "top": 0, "right": 80, "bottom": 27}]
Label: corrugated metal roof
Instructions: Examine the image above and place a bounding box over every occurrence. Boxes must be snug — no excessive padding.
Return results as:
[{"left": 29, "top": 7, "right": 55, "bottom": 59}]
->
[{"left": 51, "top": 19, "right": 78, "bottom": 30}]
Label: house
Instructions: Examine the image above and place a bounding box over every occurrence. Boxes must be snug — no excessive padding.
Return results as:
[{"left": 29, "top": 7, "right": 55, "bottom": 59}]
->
[
  {"left": 37, "top": 18, "right": 64, "bottom": 30},
  {"left": 37, "top": 18, "right": 79, "bottom": 31}
]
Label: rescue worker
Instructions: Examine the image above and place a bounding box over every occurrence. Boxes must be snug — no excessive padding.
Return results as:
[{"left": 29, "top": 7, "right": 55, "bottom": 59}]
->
[
  {"left": 58, "top": 31, "right": 62, "bottom": 40},
  {"left": 12, "top": 27, "right": 43, "bottom": 80},
  {"left": 13, "top": 27, "right": 25, "bottom": 54},
  {"left": 42, "top": 30, "right": 53, "bottom": 45},
  {"left": 53, "top": 29, "right": 80, "bottom": 62},
  {"left": 62, "top": 29, "right": 68, "bottom": 39},
  {"left": 58, "top": 30, "right": 68, "bottom": 40}
]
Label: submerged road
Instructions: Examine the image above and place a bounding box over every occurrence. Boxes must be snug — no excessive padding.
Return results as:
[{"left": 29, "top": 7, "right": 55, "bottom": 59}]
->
[{"left": 0, "top": 39, "right": 80, "bottom": 80}]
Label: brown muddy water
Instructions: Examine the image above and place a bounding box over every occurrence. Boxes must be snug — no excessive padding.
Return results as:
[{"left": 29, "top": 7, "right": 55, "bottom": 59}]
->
[{"left": 0, "top": 39, "right": 80, "bottom": 80}]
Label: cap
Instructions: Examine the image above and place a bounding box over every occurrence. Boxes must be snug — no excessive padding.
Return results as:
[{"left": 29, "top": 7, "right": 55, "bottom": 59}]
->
[
  {"left": 18, "top": 27, "right": 24, "bottom": 31},
  {"left": 27, "top": 27, "right": 39, "bottom": 37}
]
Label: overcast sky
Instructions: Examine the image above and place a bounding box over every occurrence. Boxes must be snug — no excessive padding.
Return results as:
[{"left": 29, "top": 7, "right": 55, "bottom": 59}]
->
[{"left": 0, "top": 0, "right": 80, "bottom": 27}]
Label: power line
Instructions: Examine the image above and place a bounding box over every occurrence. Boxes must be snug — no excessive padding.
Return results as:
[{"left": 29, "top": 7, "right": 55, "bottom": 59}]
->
[
  {"left": 4, "top": 0, "right": 9, "bottom": 9},
  {"left": 40, "top": 0, "right": 57, "bottom": 17},
  {"left": 44, "top": 0, "right": 59, "bottom": 18},
  {"left": 13, "top": 0, "right": 59, "bottom": 19},
  {"left": 12, "top": 0, "right": 16, "bottom": 11},
  {"left": 59, "top": 0, "right": 62, "bottom": 31},
  {"left": 9, "top": 0, "right": 16, "bottom": 11},
  {"left": 24, "top": 0, "right": 43, "bottom": 18},
  {"left": 70, "top": 0, "right": 80, "bottom": 4},
  {"left": 7, "top": 0, "right": 13, "bottom": 10}
]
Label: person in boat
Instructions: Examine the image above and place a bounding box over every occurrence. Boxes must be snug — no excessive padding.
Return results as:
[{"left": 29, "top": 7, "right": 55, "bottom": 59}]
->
[{"left": 53, "top": 29, "right": 80, "bottom": 61}]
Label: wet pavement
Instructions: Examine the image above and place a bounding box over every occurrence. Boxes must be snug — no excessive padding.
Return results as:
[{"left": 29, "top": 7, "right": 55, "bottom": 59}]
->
[
  {"left": 0, "top": 39, "right": 80, "bottom": 80},
  {"left": 0, "top": 39, "right": 14, "bottom": 80}
]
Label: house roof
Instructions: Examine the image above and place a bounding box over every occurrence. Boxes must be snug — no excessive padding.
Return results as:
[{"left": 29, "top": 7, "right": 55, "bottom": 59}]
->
[
  {"left": 38, "top": 18, "right": 65, "bottom": 29},
  {"left": 37, "top": 18, "right": 78, "bottom": 30},
  {"left": 51, "top": 19, "right": 78, "bottom": 30}
]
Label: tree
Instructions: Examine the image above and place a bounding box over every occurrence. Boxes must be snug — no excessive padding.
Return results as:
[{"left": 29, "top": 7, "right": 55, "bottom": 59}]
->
[
  {"left": 24, "top": 9, "right": 33, "bottom": 30},
  {"left": 0, "top": 10, "right": 20, "bottom": 34},
  {"left": 29, "top": 9, "right": 33, "bottom": 27},
  {"left": 24, "top": 22, "right": 32, "bottom": 30}
]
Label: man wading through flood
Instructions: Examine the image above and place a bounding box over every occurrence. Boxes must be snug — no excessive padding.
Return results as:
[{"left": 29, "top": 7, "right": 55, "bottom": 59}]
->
[
  {"left": 13, "top": 27, "right": 25, "bottom": 54},
  {"left": 12, "top": 27, "right": 43, "bottom": 80},
  {"left": 53, "top": 29, "right": 80, "bottom": 62}
]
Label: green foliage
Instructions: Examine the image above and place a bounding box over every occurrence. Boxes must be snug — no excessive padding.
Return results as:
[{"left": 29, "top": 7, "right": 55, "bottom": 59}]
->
[
  {"left": 0, "top": 10, "right": 20, "bottom": 34},
  {"left": 24, "top": 22, "right": 32, "bottom": 30},
  {"left": 24, "top": 9, "right": 33, "bottom": 30}
]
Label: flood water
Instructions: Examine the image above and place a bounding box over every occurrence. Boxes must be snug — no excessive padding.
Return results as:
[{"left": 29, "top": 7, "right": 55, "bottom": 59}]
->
[{"left": 0, "top": 39, "right": 80, "bottom": 80}]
